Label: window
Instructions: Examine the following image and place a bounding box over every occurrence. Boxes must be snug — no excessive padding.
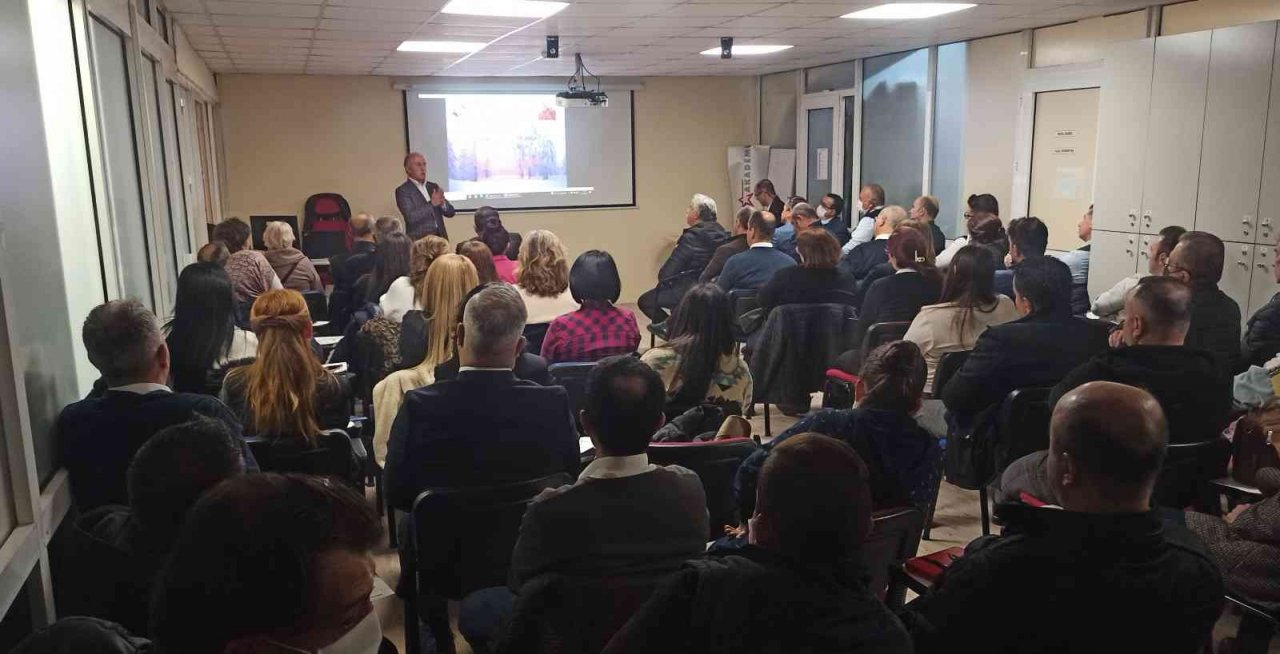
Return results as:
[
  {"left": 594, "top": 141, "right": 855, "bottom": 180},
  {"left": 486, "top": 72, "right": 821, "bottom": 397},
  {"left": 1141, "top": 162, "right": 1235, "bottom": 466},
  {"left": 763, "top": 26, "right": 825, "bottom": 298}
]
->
[
  {"left": 860, "top": 48, "right": 929, "bottom": 207},
  {"left": 156, "top": 7, "right": 169, "bottom": 43},
  {"left": 142, "top": 57, "right": 179, "bottom": 305},
  {"left": 806, "top": 61, "right": 856, "bottom": 93},
  {"left": 931, "top": 42, "right": 968, "bottom": 237}
]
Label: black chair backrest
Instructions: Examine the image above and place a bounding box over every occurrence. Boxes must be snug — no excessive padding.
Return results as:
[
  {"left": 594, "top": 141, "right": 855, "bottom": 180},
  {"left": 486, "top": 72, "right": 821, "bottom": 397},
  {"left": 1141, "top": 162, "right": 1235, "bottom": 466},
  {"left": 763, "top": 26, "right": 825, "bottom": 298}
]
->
[
  {"left": 412, "top": 473, "right": 572, "bottom": 599},
  {"left": 863, "top": 506, "right": 924, "bottom": 609},
  {"left": 1154, "top": 437, "right": 1231, "bottom": 510},
  {"left": 993, "top": 387, "right": 1053, "bottom": 474},
  {"left": 548, "top": 362, "right": 595, "bottom": 419},
  {"left": 860, "top": 321, "right": 911, "bottom": 362},
  {"left": 524, "top": 322, "right": 550, "bottom": 356},
  {"left": 302, "top": 291, "right": 328, "bottom": 324},
  {"left": 727, "top": 289, "right": 759, "bottom": 319},
  {"left": 245, "top": 429, "right": 360, "bottom": 487},
  {"left": 930, "top": 350, "right": 970, "bottom": 398},
  {"left": 497, "top": 573, "right": 664, "bottom": 654},
  {"left": 648, "top": 438, "right": 759, "bottom": 539}
]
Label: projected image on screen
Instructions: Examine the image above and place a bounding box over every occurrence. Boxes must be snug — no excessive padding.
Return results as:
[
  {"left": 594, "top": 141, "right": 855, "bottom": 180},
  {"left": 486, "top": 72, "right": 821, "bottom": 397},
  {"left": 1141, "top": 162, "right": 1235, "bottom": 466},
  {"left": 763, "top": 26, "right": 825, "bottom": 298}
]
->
[
  {"left": 446, "top": 95, "right": 571, "bottom": 197},
  {"left": 406, "top": 90, "right": 635, "bottom": 211}
]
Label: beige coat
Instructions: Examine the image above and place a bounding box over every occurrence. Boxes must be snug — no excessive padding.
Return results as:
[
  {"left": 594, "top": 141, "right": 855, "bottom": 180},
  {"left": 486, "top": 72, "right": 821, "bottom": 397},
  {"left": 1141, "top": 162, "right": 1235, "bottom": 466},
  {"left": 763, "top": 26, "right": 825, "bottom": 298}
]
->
[{"left": 904, "top": 297, "right": 1022, "bottom": 389}]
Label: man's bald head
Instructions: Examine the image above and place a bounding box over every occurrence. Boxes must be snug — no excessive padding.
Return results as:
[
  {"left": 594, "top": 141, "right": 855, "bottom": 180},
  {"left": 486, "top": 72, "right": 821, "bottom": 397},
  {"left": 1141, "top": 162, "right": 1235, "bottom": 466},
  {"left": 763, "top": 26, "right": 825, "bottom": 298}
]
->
[
  {"left": 350, "top": 212, "right": 374, "bottom": 241},
  {"left": 1048, "top": 382, "right": 1167, "bottom": 512},
  {"left": 1122, "top": 276, "right": 1191, "bottom": 346}
]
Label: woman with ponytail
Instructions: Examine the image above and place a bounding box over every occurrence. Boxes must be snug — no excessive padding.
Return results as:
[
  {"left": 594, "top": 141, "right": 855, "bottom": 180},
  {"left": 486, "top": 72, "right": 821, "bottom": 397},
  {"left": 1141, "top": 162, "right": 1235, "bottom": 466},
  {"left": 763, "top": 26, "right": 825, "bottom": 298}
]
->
[
  {"left": 380, "top": 235, "right": 449, "bottom": 322},
  {"left": 735, "top": 341, "right": 941, "bottom": 521},
  {"left": 220, "top": 290, "right": 348, "bottom": 441}
]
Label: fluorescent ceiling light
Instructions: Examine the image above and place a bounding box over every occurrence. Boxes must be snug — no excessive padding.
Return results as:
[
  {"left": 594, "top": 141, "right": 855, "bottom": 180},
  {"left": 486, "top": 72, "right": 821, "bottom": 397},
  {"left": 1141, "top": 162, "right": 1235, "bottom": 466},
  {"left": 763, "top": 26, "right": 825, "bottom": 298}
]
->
[
  {"left": 441, "top": 0, "right": 568, "bottom": 19},
  {"left": 700, "top": 44, "right": 793, "bottom": 56},
  {"left": 397, "top": 40, "right": 487, "bottom": 53},
  {"left": 842, "top": 3, "right": 975, "bottom": 19}
]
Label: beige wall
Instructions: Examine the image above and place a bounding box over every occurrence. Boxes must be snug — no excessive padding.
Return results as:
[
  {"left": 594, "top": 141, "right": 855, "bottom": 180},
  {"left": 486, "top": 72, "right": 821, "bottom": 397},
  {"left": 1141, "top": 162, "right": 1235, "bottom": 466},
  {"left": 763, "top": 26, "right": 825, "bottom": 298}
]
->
[
  {"left": 962, "top": 32, "right": 1026, "bottom": 214},
  {"left": 218, "top": 74, "right": 758, "bottom": 302},
  {"left": 1162, "top": 0, "right": 1280, "bottom": 35},
  {"left": 1032, "top": 10, "right": 1148, "bottom": 67},
  {"left": 176, "top": 26, "right": 217, "bottom": 101}
]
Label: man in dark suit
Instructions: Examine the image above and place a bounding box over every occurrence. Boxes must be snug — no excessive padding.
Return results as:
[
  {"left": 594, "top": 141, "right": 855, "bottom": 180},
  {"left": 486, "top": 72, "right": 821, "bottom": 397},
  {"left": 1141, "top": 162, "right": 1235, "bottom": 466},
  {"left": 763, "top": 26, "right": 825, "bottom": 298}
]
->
[
  {"left": 994, "top": 216, "right": 1049, "bottom": 298},
  {"left": 818, "top": 193, "right": 852, "bottom": 246},
  {"left": 57, "top": 300, "right": 256, "bottom": 511},
  {"left": 716, "top": 211, "right": 796, "bottom": 294},
  {"left": 838, "top": 205, "right": 904, "bottom": 282},
  {"left": 394, "top": 151, "right": 455, "bottom": 240},
  {"left": 754, "top": 179, "right": 785, "bottom": 217},
  {"left": 637, "top": 194, "right": 729, "bottom": 323},
  {"left": 700, "top": 206, "right": 752, "bottom": 283},
  {"left": 1164, "top": 231, "right": 1242, "bottom": 376},
  {"left": 942, "top": 256, "right": 1110, "bottom": 426},
  {"left": 385, "top": 284, "right": 579, "bottom": 512},
  {"left": 327, "top": 212, "right": 377, "bottom": 326}
]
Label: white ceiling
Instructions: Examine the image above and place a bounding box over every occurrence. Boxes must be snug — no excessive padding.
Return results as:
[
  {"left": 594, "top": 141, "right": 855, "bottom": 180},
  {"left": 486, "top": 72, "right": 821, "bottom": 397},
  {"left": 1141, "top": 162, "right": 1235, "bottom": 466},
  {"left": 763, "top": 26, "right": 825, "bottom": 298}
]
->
[{"left": 169, "top": 0, "right": 1173, "bottom": 77}]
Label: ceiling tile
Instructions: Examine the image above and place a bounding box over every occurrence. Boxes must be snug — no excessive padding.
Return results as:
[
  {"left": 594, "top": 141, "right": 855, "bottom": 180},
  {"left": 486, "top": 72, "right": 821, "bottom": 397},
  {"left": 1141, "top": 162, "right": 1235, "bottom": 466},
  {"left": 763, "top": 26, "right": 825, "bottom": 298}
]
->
[
  {"left": 213, "top": 14, "right": 317, "bottom": 28},
  {"left": 173, "top": 11, "right": 213, "bottom": 24},
  {"left": 430, "top": 12, "right": 539, "bottom": 28},
  {"left": 317, "top": 18, "right": 416, "bottom": 32},
  {"left": 665, "top": 3, "right": 783, "bottom": 17},
  {"left": 215, "top": 26, "right": 314, "bottom": 37},
  {"left": 321, "top": 5, "right": 430, "bottom": 23},
  {"left": 160, "top": 0, "right": 205, "bottom": 12},
  {"left": 205, "top": 1, "right": 320, "bottom": 17}
]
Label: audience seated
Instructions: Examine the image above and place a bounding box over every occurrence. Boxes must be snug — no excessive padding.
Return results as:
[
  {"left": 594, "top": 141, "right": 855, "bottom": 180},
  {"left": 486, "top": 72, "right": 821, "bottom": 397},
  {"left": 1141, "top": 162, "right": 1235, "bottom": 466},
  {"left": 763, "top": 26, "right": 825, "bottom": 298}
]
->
[
  {"left": 603, "top": 434, "right": 912, "bottom": 654},
  {"left": 516, "top": 229, "right": 580, "bottom": 327},
  {"left": 541, "top": 250, "right": 641, "bottom": 364},
  {"left": 1186, "top": 468, "right": 1280, "bottom": 612},
  {"left": 904, "top": 245, "right": 1019, "bottom": 389},
  {"left": 1165, "top": 231, "right": 1243, "bottom": 376},
  {"left": 1093, "top": 225, "right": 1185, "bottom": 321},
  {"left": 359, "top": 231, "right": 412, "bottom": 305},
  {"left": 844, "top": 183, "right": 887, "bottom": 250},
  {"left": 995, "top": 215, "right": 1048, "bottom": 298},
  {"left": 458, "top": 239, "right": 500, "bottom": 285},
  {"left": 638, "top": 194, "right": 729, "bottom": 323},
  {"left": 164, "top": 262, "right": 258, "bottom": 394},
  {"left": 476, "top": 206, "right": 519, "bottom": 284},
  {"left": 641, "top": 284, "right": 753, "bottom": 417},
  {"left": 909, "top": 195, "right": 947, "bottom": 254},
  {"left": 508, "top": 356, "right": 706, "bottom": 587},
  {"left": 716, "top": 210, "right": 796, "bottom": 294},
  {"left": 818, "top": 192, "right": 852, "bottom": 245},
  {"left": 852, "top": 218, "right": 938, "bottom": 310},
  {"left": 901, "top": 382, "right": 1224, "bottom": 654},
  {"left": 699, "top": 206, "right": 752, "bottom": 283},
  {"left": 757, "top": 229, "right": 856, "bottom": 314},
  {"left": 385, "top": 283, "right": 579, "bottom": 512},
  {"left": 196, "top": 241, "right": 229, "bottom": 265},
  {"left": 58, "top": 299, "right": 255, "bottom": 510},
  {"left": 54, "top": 416, "right": 245, "bottom": 634},
  {"left": 380, "top": 235, "right": 448, "bottom": 323},
  {"left": 375, "top": 214, "right": 405, "bottom": 240},
  {"left": 849, "top": 226, "right": 943, "bottom": 350},
  {"left": 838, "top": 205, "right": 904, "bottom": 282},
  {"left": 999, "top": 277, "right": 1232, "bottom": 502},
  {"left": 376, "top": 254, "right": 479, "bottom": 463},
  {"left": 150, "top": 474, "right": 385, "bottom": 654},
  {"left": 771, "top": 196, "right": 806, "bottom": 259},
  {"left": 1242, "top": 246, "right": 1280, "bottom": 368},
  {"left": 328, "top": 212, "right": 378, "bottom": 326},
  {"left": 938, "top": 211, "right": 1008, "bottom": 272},
  {"left": 934, "top": 193, "right": 999, "bottom": 268},
  {"left": 212, "top": 217, "right": 282, "bottom": 306},
  {"left": 1054, "top": 204, "right": 1092, "bottom": 315},
  {"left": 742, "top": 342, "right": 942, "bottom": 514},
  {"left": 262, "top": 220, "right": 323, "bottom": 293},
  {"left": 942, "top": 256, "right": 1109, "bottom": 426},
  {"left": 220, "top": 290, "right": 349, "bottom": 440},
  {"left": 753, "top": 179, "right": 786, "bottom": 217}
]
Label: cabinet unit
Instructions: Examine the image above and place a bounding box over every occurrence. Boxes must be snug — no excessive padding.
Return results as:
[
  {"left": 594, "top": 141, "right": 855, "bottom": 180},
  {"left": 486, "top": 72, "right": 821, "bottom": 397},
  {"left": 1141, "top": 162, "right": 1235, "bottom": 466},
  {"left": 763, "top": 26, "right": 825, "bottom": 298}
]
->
[
  {"left": 1196, "top": 21, "right": 1276, "bottom": 243},
  {"left": 1089, "top": 230, "right": 1140, "bottom": 299},
  {"left": 1261, "top": 36, "right": 1280, "bottom": 246},
  {"left": 1250, "top": 246, "right": 1280, "bottom": 316},
  {"left": 1222, "top": 242, "right": 1256, "bottom": 312},
  {"left": 1139, "top": 31, "right": 1211, "bottom": 236},
  {"left": 1093, "top": 38, "right": 1155, "bottom": 234}
]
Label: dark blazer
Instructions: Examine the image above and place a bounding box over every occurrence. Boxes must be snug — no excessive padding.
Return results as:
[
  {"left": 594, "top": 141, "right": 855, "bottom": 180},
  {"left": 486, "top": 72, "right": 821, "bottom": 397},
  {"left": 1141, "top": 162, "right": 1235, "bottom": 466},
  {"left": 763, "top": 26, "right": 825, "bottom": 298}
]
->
[
  {"left": 768, "top": 195, "right": 785, "bottom": 217},
  {"left": 385, "top": 369, "right": 578, "bottom": 511},
  {"left": 433, "top": 353, "right": 553, "bottom": 386},
  {"left": 942, "top": 312, "right": 1110, "bottom": 421},
  {"left": 658, "top": 221, "right": 730, "bottom": 288},
  {"left": 757, "top": 266, "right": 857, "bottom": 314},
  {"left": 1242, "top": 291, "right": 1280, "bottom": 368},
  {"left": 993, "top": 269, "right": 1015, "bottom": 299},
  {"left": 394, "top": 180, "right": 456, "bottom": 240},
  {"left": 901, "top": 503, "right": 1223, "bottom": 654},
  {"left": 699, "top": 234, "right": 749, "bottom": 283},
  {"left": 330, "top": 240, "right": 376, "bottom": 292},
  {"left": 716, "top": 245, "right": 796, "bottom": 294},
  {"left": 838, "top": 237, "right": 889, "bottom": 281},
  {"left": 1186, "top": 282, "right": 1243, "bottom": 376},
  {"left": 853, "top": 270, "right": 943, "bottom": 347},
  {"left": 929, "top": 221, "right": 946, "bottom": 255},
  {"left": 1049, "top": 345, "right": 1231, "bottom": 444},
  {"left": 57, "top": 390, "right": 256, "bottom": 510},
  {"left": 821, "top": 219, "right": 852, "bottom": 246}
]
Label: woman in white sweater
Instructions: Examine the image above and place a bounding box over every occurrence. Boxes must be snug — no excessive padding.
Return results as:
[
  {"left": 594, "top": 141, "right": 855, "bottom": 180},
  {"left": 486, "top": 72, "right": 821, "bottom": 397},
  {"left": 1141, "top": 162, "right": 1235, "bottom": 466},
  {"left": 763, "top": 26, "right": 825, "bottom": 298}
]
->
[
  {"left": 516, "top": 229, "right": 580, "bottom": 324},
  {"left": 379, "top": 235, "right": 449, "bottom": 322}
]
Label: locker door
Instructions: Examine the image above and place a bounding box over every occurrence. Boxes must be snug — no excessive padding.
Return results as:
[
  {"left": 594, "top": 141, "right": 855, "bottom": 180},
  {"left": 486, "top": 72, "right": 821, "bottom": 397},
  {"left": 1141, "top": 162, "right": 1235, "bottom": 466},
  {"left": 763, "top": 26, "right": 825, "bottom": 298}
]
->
[
  {"left": 1094, "top": 38, "right": 1155, "bottom": 234},
  {"left": 1249, "top": 245, "right": 1280, "bottom": 317},
  {"left": 1196, "top": 22, "right": 1276, "bottom": 243},
  {"left": 1089, "top": 230, "right": 1140, "bottom": 299},
  {"left": 1140, "top": 31, "right": 1212, "bottom": 235},
  {"left": 1260, "top": 30, "right": 1280, "bottom": 246},
  {"left": 1221, "top": 241, "right": 1256, "bottom": 312}
]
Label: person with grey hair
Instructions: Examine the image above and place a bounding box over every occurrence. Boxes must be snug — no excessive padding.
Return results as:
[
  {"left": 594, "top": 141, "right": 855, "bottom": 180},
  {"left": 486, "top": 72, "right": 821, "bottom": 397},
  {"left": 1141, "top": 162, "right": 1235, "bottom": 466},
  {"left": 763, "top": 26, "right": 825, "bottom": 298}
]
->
[
  {"left": 385, "top": 283, "right": 579, "bottom": 512},
  {"left": 395, "top": 151, "right": 456, "bottom": 239},
  {"left": 56, "top": 299, "right": 255, "bottom": 511},
  {"left": 638, "top": 192, "right": 730, "bottom": 323},
  {"left": 846, "top": 183, "right": 888, "bottom": 247},
  {"left": 262, "top": 221, "right": 323, "bottom": 293}
]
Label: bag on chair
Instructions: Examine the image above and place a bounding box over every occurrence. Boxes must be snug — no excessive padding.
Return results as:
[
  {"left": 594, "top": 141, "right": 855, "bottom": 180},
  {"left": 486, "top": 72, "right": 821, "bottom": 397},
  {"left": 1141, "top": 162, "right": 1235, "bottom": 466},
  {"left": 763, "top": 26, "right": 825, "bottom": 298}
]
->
[{"left": 1232, "top": 399, "right": 1280, "bottom": 486}]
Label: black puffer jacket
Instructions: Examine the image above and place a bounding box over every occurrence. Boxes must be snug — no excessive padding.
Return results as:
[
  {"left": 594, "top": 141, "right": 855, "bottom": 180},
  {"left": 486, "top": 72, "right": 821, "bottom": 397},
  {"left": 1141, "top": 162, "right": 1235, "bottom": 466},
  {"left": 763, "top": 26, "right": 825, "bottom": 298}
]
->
[
  {"left": 1186, "top": 282, "right": 1243, "bottom": 376},
  {"left": 657, "top": 220, "right": 729, "bottom": 288},
  {"left": 1242, "top": 291, "right": 1280, "bottom": 368}
]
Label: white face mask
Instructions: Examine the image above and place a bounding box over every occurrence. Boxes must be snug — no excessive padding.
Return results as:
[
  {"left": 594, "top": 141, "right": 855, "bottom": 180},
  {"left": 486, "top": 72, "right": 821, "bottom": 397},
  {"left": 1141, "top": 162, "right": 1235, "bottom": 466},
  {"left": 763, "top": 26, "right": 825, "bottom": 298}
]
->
[
  {"left": 272, "top": 611, "right": 383, "bottom": 654},
  {"left": 816, "top": 206, "right": 828, "bottom": 220}
]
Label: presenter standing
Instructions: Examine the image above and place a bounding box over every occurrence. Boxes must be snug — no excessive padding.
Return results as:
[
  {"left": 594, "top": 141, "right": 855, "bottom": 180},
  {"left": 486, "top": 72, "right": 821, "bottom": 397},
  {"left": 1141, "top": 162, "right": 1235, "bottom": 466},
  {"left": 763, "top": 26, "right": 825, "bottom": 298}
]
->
[{"left": 395, "top": 152, "right": 455, "bottom": 240}]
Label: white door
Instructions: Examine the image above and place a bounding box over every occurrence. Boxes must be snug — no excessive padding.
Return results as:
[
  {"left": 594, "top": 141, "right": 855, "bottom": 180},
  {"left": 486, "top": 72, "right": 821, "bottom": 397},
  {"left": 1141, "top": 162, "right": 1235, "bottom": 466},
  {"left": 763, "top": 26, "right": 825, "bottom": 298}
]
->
[
  {"left": 1221, "top": 241, "right": 1256, "bottom": 311},
  {"left": 1250, "top": 245, "right": 1280, "bottom": 316},
  {"left": 1029, "top": 88, "right": 1099, "bottom": 252},
  {"left": 1093, "top": 38, "right": 1154, "bottom": 234},
  {"left": 1140, "top": 31, "right": 1211, "bottom": 236},
  {"left": 1196, "top": 21, "right": 1276, "bottom": 243},
  {"left": 1259, "top": 34, "right": 1280, "bottom": 246},
  {"left": 1089, "top": 230, "right": 1140, "bottom": 299}
]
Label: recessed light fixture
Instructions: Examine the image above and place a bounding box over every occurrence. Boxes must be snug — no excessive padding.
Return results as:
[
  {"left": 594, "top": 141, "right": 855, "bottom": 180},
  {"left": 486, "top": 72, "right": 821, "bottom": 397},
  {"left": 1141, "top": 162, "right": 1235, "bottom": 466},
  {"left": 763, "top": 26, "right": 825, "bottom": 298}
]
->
[
  {"left": 700, "top": 44, "right": 793, "bottom": 56},
  {"left": 397, "top": 40, "right": 488, "bottom": 53},
  {"left": 842, "top": 3, "right": 975, "bottom": 19},
  {"left": 441, "top": 0, "right": 568, "bottom": 19}
]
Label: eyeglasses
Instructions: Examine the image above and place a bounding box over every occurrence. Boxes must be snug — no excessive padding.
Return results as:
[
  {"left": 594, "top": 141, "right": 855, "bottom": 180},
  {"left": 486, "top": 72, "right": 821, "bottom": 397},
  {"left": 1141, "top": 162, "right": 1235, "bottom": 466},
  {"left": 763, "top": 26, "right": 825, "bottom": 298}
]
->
[{"left": 962, "top": 211, "right": 974, "bottom": 219}]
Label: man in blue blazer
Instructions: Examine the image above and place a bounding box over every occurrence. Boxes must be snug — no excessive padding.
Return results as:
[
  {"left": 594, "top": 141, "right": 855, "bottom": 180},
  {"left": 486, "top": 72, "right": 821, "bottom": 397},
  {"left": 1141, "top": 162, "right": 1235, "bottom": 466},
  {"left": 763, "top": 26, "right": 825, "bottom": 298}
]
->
[
  {"left": 394, "top": 152, "right": 455, "bottom": 240},
  {"left": 386, "top": 283, "right": 579, "bottom": 512},
  {"left": 716, "top": 211, "right": 796, "bottom": 294}
]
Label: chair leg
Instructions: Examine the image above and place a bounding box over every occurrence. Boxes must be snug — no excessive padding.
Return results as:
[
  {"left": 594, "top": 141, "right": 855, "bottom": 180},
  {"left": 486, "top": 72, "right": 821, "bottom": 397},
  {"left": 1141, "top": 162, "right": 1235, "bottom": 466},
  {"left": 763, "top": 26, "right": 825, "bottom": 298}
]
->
[
  {"left": 387, "top": 495, "right": 398, "bottom": 549},
  {"left": 425, "top": 595, "right": 455, "bottom": 654},
  {"left": 402, "top": 531, "right": 419, "bottom": 654},
  {"left": 375, "top": 470, "right": 385, "bottom": 517},
  {"left": 979, "top": 487, "right": 990, "bottom": 536},
  {"left": 923, "top": 489, "right": 940, "bottom": 541},
  {"left": 764, "top": 403, "right": 772, "bottom": 439}
]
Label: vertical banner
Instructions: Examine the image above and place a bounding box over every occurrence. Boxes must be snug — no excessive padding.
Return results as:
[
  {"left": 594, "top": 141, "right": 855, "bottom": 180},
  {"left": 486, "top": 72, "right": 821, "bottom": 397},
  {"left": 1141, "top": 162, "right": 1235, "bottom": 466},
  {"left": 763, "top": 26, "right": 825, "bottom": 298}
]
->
[{"left": 728, "top": 145, "right": 772, "bottom": 210}]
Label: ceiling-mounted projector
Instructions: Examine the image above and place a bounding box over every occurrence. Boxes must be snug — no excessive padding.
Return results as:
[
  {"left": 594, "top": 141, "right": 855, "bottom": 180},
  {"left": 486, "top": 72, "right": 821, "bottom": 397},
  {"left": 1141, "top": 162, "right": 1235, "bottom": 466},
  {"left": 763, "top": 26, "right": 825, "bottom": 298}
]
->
[{"left": 557, "top": 53, "right": 608, "bottom": 108}]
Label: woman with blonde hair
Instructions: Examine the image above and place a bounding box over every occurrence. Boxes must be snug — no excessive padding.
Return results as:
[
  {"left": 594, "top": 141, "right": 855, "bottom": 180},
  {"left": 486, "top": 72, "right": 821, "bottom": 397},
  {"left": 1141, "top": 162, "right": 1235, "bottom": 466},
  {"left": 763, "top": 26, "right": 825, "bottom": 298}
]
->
[
  {"left": 517, "top": 229, "right": 579, "bottom": 325},
  {"left": 220, "top": 290, "right": 348, "bottom": 441},
  {"left": 380, "top": 235, "right": 449, "bottom": 322},
  {"left": 375, "top": 254, "right": 479, "bottom": 462},
  {"left": 262, "top": 221, "right": 323, "bottom": 293}
]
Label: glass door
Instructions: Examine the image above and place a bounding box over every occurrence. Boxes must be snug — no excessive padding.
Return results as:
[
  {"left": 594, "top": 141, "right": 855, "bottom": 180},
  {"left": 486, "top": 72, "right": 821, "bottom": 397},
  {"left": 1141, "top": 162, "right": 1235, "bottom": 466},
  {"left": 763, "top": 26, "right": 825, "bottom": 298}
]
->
[{"left": 797, "top": 93, "right": 839, "bottom": 206}]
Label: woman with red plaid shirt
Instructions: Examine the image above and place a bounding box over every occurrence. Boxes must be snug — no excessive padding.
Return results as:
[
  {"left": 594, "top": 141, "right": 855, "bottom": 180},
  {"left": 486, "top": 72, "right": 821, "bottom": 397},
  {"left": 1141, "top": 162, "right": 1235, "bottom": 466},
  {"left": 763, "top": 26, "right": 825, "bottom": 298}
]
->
[{"left": 541, "top": 250, "right": 641, "bottom": 364}]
